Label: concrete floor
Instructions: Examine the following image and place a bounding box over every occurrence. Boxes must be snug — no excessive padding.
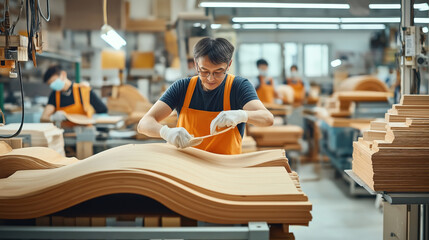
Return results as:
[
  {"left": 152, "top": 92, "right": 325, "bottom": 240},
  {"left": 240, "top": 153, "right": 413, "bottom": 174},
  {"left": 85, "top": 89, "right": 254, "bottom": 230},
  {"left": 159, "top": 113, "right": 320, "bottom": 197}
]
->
[{"left": 291, "top": 163, "right": 383, "bottom": 240}]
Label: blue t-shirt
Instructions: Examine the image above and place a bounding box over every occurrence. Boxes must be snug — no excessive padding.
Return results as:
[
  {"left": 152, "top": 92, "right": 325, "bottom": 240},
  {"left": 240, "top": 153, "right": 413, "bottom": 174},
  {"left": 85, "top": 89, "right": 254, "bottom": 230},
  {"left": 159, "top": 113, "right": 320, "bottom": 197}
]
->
[{"left": 160, "top": 75, "right": 259, "bottom": 137}]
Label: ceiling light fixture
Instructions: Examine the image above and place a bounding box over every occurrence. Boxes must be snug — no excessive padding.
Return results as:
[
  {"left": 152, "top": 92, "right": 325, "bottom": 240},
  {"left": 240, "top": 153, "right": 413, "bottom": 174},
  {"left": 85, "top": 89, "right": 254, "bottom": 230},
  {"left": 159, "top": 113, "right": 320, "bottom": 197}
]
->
[
  {"left": 100, "top": 0, "right": 126, "bottom": 50},
  {"left": 278, "top": 24, "right": 339, "bottom": 30},
  {"left": 341, "top": 17, "right": 400, "bottom": 23},
  {"left": 233, "top": 17, "right": 341, "bottom": 23},
  {"left": 199, "top": 2, "right": 350, "bottom": 9},
  {"left": 211, "top": 24, "right": 222, "bottom": 29},
  {"left": 330, "top": 59, "right": 342, "bottom": 67},
  {"left": 340, "top": 24, "right": 386, "bottom": 30},
  {"left": 415, "top": 18, "right": 429, "bottom": 23},
  {"left": 242, "top": 24, "right": 277, "bottom": 29}
]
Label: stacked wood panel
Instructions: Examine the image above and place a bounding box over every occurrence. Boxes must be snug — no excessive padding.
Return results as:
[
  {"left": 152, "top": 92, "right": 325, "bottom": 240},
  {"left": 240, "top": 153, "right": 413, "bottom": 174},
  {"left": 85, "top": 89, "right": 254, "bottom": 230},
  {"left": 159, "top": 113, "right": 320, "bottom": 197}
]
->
[{"left": 352, "top": 95, "right": 429, "bottom": 192}]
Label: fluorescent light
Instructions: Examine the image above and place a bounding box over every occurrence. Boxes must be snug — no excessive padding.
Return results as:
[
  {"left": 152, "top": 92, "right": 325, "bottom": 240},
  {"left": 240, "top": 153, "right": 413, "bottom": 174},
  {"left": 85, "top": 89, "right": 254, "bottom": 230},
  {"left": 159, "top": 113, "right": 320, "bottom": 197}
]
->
[
  {"left": 100, "top": 24, "right": 126, "bottom": 50},
  {"left": 415, "top": 3, "right": 429, "bottom": 11},
  {"left": 341, "top": 17, "right": 400, "bottom": 23},
  {"left": 242, "top": 24, "right": 277, "bottom": 30},
  {"left": 369, "top": 4, "right": 400, "bottom": 9},
  {"left": 340, "top": 24, "right": 386, "bottom": 30},
  {"left": 233, "top": 17, "right": 341, "bottom": 23},
  {"left": 331, "top": 59, "right": 342, "bottom": 67},
  {"left": 232, "top": 24, "right": 241, "bottom": 29},
  {"left": 415, "top": 18, "right": 429, "bottom": 23},
  {"left": 193, "top": 23, "right": 201, "bottom": 27},
  {"left": 423, "top": 27, "right": 429, "bottom": 33},
  {"left": 278, "top": 24, "right": 339, "bottom": 30},
  {"left": 211, "top": 24, "right": 222, "bottom": 29},
  {"left": 199, "top": 2, "right": 349, "bottom": 9}
]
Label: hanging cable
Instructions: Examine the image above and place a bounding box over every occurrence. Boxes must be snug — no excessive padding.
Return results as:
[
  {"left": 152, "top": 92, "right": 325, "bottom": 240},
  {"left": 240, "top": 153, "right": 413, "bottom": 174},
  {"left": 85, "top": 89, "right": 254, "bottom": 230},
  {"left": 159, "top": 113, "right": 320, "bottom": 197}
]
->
[
  {"left": 0, "top": 62, "right": 25, "bottom": 138},
  {"left": 10, "top": 0, "right": 24, "bottom": 34},
  {"left": 38, "top": 0, "right": 50, "bottom": 21}
]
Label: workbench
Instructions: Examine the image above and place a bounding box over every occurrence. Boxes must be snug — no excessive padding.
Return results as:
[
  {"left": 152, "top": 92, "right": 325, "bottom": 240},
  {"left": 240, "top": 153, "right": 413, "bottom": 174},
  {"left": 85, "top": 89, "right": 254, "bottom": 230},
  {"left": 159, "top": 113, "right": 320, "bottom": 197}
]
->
[
  {"left": 345, "top": 170, "right": 429, "bottom": 240},
  {"left": 0, "top": 222, "right": 270, "bottom": 240}
]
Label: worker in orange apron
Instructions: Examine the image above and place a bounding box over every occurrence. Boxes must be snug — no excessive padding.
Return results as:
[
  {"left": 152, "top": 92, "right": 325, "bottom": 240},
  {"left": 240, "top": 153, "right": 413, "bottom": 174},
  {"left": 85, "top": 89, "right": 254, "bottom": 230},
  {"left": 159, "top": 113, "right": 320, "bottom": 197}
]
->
[
  {"left": 286, "top": 65, "right": 305, "bottom": 104},
  {"left": 40, "top": 65, "right": 107, "bottom": 126},
  {"left": 138, "top": 37, "right": 274, "bottom": 155},
  {"left": 255, "top": 59, "right": 276, "bottom": 104}
]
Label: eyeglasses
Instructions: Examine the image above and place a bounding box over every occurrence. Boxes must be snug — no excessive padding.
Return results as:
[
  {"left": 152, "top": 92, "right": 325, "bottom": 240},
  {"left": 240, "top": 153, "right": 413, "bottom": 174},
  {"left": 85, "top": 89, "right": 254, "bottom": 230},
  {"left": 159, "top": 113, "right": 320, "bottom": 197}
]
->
[{"left": 196, "top": 63, "right": 228, "bottom": 80}]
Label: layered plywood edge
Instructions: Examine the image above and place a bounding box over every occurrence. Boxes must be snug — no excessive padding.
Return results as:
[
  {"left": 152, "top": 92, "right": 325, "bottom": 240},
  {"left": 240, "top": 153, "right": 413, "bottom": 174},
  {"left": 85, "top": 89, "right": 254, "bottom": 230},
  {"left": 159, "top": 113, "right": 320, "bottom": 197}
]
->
[
  {"left": 0, "top": 143, "right": 312, "bottom": 225},
  {"left": 0, "top": 123, "right": 65, "bottom": 156},
  {"left": 248, "top": 125, "right": 303, "bottom": 147},
  {"left": 352, "top": 95, "right": 429, "bottom": 192}
]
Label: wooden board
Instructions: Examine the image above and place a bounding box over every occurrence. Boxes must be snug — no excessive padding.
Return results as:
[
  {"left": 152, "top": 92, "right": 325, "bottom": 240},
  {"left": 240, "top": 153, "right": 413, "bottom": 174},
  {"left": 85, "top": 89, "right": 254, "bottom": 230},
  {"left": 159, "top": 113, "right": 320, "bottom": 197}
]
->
[
  {"left": 0, "top": 143, "right": 312, "bottom": 225},
  {"left": 248, "top": 125, "right": 303, "bottom": 147}
]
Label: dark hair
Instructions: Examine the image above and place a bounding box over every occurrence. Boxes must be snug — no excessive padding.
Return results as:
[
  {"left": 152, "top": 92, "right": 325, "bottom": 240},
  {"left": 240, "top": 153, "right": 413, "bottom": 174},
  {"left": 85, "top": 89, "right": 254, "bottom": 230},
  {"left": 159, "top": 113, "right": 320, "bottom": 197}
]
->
[
  {"left": 290, "top": 65, "right": 298, "bottom": 71},
  {"left": 193, "top": 37, "right": 234, "bottom": 64},
  {"left": 43, "top": 65, "right": 62, "bottom": 83},
  {"left": 256, "top": 59, "right": 268, "bottom": 67}
]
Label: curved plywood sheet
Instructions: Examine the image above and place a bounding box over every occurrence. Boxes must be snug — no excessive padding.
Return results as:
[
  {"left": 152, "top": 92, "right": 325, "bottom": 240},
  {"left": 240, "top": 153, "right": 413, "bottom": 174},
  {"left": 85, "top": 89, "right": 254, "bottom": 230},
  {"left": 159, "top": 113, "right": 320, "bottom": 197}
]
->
[
  {"left": 0, "top": 143, "right": 311, "bottom": 224},
  {"left": 338, "top": 75, "right": 388, "bottom": 92},
  {"left": 0, "top": 146, "right": 78, "bottom": 178}
]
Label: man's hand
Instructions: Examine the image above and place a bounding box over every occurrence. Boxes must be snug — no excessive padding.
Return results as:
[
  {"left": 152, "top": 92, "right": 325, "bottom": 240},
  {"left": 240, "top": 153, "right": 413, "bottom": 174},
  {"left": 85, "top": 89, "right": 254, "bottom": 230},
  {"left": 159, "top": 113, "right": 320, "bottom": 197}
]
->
[
  {"left": 159, "top": 125, "right": 201, "bottom": 149},
  {"left": 210, "top": 110, "right": 248, "bottom": 135},
  {"left": 49, "top": 110, "right": 67, "bottom": 122}
]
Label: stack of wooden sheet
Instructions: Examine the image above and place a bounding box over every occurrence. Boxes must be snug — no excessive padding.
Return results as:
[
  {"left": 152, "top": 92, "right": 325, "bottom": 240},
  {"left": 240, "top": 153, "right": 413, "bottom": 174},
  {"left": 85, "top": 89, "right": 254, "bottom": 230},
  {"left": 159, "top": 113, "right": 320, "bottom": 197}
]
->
[
  {"left": 324, "top": 91, "right": 392, "bottom": 118},
  {"left": 0, "top": 142, "right": 78, "bottom": 178},
  {"left": 248, "top": 125, "right": 303, "bottom": 148},
  {"left": 352, "top": 94, "right": 429, "bottom": 192},
  {"left": 0, "top": 143, "right": 312, "bottom": 227},
  {"left": 0, "top": 123, "right": 65, "bottom": 156}
]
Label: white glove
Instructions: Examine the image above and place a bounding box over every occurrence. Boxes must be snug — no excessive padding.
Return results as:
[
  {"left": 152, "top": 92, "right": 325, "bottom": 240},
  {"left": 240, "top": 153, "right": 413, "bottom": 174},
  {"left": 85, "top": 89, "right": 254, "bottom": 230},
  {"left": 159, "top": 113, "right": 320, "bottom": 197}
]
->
[
  {"left": 159, "top": 125, "right": 200, "bottom": 149},
  {"left": 210, "top": 110, "right": 248, "bottom": 135},
  {"left": 50, "top": 110, "right": 67, "bottom": 122}
]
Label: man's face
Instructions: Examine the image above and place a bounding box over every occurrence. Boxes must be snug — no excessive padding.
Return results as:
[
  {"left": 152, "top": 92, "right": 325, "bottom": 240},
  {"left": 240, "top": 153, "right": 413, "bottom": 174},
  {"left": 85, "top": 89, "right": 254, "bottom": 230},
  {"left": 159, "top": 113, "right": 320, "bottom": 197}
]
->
[
  {"left": 258, "top": 64, "right": 268, "bottom": 72},
  {"left": 195, "top": 56, "right": 230, "bottom": 91},
  {"left": 46, "top": 71, "right": 66, "bottom": 86}
]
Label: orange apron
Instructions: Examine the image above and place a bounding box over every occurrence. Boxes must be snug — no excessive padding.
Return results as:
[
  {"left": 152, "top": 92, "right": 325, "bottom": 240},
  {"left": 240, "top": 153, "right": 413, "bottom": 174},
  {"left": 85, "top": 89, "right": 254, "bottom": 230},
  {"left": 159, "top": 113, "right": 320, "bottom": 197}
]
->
[
  {"left": 289, "top": 81, "right": 305, "bottom": 103},
  {"left": 256, "top": 76, "right": 275, "bottom": 104},
  {"left": 55, "top": 84, "right": 94, "bottom": 127},
  {"left": 177, "top": 75, "right": 242, "bottom": 155}
]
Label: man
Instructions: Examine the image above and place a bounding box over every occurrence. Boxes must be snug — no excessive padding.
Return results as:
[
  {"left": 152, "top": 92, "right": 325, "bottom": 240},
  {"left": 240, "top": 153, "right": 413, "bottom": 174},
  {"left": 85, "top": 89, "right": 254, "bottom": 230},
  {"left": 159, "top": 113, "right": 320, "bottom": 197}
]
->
[
  {"left": 138, "top": 37, "right": 273, "bottom": 154},
  {"left": 40, "top": 65, "right": 108, "bottom": 125},
  {"left": 286, "top": 65, "right": 305, "bottom": 104},
  {"left": 254, "top": 59, "right": 276, "bottom": 104}
]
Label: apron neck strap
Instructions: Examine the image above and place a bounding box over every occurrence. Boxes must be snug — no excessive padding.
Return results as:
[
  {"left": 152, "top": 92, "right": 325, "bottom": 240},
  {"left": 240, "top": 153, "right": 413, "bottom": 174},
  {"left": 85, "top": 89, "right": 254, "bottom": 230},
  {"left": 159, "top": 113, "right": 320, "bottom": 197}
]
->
[
  {"left": 183, "top": 76, "right": 199, "bottom": 109},
  {"left": 223, "top": 74, "right": 234, "bottom": 110}
]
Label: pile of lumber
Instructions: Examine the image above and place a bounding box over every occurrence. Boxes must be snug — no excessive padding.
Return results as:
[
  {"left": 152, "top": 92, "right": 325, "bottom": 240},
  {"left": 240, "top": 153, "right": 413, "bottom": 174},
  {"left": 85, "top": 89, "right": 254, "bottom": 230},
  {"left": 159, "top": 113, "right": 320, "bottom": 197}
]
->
[
  {"left": 0, "top": 143, "right": 312, "bottom": 228},
  {"left": 352, "top": 94, "right": 429, "bottom": 192},
  {"left": 323, "top": 91, "right": 392, "bottom": 118},
  {"left": 338, "top": 75, "right": 388, "bottom": 92},
  {"left": 0, "top": 123, "right": 65, "bottom": 155},
  {"left": 248, "top": 125, "right": 303, "bottom": 148}
]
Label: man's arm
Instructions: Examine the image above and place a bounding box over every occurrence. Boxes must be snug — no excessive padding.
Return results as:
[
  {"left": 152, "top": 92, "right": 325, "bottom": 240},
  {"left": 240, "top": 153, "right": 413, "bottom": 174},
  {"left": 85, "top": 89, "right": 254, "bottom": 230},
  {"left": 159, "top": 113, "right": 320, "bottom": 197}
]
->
[
  {"left": 137, "top": 100, "right": 174, "bottom": 137},
  {"left": 89, "top": 90, "right": 108, "bottom": 113},
  {"left": 40, "top": 104, "right": 56, "bottom": 122},
  {"left": 243, "top": 100, "right": 274, "bottom": 126}
]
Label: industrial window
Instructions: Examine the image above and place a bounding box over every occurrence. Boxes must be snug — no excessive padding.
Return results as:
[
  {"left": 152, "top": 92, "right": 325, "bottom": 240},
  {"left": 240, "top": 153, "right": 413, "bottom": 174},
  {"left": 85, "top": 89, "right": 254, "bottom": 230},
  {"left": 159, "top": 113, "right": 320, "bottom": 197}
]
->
[
  {"left": 303, "top": 44, "right": 329, "bottom": 77},
  {"left": 238, "top": 43, "right": 282, "bottom": 80}
]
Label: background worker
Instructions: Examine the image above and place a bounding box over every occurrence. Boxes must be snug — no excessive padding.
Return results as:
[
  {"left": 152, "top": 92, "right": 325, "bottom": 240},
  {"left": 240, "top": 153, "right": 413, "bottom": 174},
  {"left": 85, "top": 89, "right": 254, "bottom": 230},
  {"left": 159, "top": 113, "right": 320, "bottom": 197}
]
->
[
  {"left": 254, "top": 59, "right": 276, "bottom": 104},
  {"left": 286, "top": 65, "right": 306, "bottom": 104},
  {"left": 40, "top": 65, "right": 108, "bottom": 125},
  {"left": 138, "top": 37, "right": 273, "bottom": 154}
]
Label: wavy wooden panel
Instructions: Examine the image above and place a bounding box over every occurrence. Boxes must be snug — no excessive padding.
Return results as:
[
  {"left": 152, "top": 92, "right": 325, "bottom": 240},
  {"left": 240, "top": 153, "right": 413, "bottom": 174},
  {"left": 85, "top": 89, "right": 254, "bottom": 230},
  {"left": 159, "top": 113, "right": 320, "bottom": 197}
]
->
[{"left": 0, "top": 143, "right": 311, "bottom": 225}]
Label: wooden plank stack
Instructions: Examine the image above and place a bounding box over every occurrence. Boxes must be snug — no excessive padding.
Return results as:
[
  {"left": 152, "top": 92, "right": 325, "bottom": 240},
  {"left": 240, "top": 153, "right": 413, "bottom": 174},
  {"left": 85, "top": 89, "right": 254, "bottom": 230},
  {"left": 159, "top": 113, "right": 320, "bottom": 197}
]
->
[
  {"left": 352, "top": 94, "right": 429, "bottom": 192},
  {"left": 248, "top": 125, "right": 303, "bottom": 148},
  {"left": 0, "top": 123, "right": 65, "bottom": 156},
  {"left": 0, "top": 143, "right": 312, "bottom": 228},
  {"left": 324, "top": 91, "right": 392, "bottom": 118}
]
